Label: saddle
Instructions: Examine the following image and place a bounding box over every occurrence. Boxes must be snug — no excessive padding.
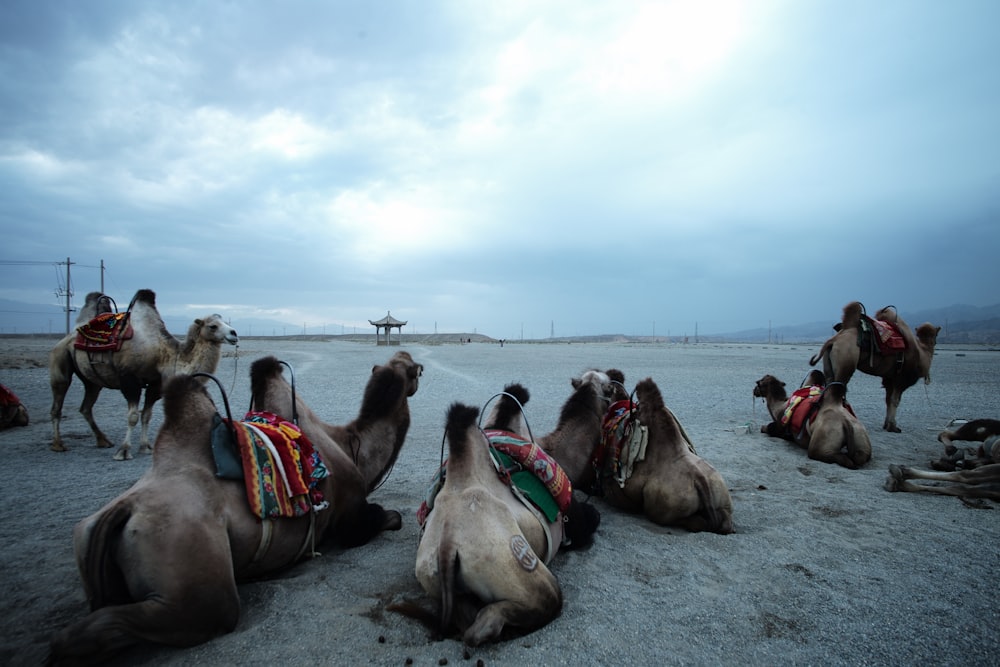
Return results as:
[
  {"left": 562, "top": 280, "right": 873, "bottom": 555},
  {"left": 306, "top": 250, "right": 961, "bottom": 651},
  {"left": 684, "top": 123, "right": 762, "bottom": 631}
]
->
[
  {"left": 594, "top": 399, "right": 649, "bottom": 491},
  {"left": 74, "top": 312, "right": 134, "bottom": 352},
  {"left": 780, "top": 385, "right": 858, "bottom": 442},
  {"left": 416, "top": 430, "right": 572, "bottom": 525},
  {"left": 211, "top": 410, "right": 329, "bottom": 519}
]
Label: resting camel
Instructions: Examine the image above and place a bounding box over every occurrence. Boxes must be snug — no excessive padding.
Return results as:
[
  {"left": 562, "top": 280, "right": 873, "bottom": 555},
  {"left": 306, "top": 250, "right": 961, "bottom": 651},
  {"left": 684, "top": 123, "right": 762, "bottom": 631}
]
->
[
  {"left": 540, "top": 370, "right": 734, "bottom": 534},
  {"left": 754, "top": 374, "right": 872, "bottom": 469},
  {"left": 922, "top": 418, "right": 1000, "bottom": 471},
  {"left": 809, "top": 301, "right": 939, "bottom": 432},
  {"left": 48, "top": 289, "right": 238, "bottom": 459},
  {"left": 411, "top": 383, "right": 599, "bottom": 647},
  {"left": 884, "top": 462, "right": 1000, "bottom": 501},
  {"left": 0, "top": 383, "right": 29, "bottom": 430},
  {"left": 322, "top": 350, "right": 423, "bottom": 493},
  {"left": 48, "top": 353, "right": 414, "bottom": 665}
]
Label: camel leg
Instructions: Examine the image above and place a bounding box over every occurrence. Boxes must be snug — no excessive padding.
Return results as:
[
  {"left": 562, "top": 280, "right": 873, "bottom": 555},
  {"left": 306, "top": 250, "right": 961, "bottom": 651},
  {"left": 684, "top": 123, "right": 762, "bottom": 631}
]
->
[
  {"left": 882, "top": 382, "right": 902, "bottom": 432},
  {"left": 884, "top": 464, "right": 1000, "bottom": 500},
  {"left": 78, "top": 382, "right": 115, "bottom": 449},
  {"left": 464, "top": 594, "right": 561, "bottom": 647},
  {"left": 114, "top": 380, "right": 143, "bottom": 461},
  {"left": 137, "top": 386, "right": 161, "bottom": 454},
  {"left": 50, "top": 369, "right": 73, "bottom": 453}
]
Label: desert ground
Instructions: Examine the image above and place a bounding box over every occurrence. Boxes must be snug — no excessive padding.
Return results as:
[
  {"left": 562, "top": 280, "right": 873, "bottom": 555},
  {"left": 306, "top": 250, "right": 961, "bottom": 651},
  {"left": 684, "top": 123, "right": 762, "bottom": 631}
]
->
[{"left": 0, "top": 335, "right": 997, "bottom": 666}]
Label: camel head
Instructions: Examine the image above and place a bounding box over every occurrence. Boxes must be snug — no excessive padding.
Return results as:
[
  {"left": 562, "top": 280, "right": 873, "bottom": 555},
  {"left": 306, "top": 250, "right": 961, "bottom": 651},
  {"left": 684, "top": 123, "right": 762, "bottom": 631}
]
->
[
  {"left": 753, "top": 375, "right": 786, "bottom": 401},
  {"left": 377, "top": 350, "right": 423, "bottom": 397},
  {"left": 915, "top": 323, "right": 940, "bottom": 349},
  {"left": 191, "top": 314, "right": 239, "bottom": 346},
  {"left": 571, "top": 368, "right": 624, "bottom": 405}
]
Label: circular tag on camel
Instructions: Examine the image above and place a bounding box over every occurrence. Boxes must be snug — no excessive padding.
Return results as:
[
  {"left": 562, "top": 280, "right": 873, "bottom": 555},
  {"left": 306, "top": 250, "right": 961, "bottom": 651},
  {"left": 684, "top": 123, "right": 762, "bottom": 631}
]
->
[{"left": 509, "top": 535, "right": 538, "bottom": 571}]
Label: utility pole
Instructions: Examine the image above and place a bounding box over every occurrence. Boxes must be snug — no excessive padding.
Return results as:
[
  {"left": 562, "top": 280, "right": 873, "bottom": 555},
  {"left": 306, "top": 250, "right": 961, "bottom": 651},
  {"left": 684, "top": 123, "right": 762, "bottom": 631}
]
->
[{"left": 56, "top": 257, "right": 75, "bottom": 334}]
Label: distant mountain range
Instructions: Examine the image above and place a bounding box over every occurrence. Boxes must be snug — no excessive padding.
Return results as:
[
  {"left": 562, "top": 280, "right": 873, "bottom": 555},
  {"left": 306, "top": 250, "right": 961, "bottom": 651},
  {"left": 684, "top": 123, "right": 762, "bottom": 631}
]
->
[{"left": 2, "top": 298, "right": 999, "bottom": 344}]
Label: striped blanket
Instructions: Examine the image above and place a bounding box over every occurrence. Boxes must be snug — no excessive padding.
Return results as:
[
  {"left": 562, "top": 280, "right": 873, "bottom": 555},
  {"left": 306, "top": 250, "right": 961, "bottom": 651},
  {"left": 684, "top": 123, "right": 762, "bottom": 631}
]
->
[{"left": 214, "top": 411, "right": 329, "bottom": 519}]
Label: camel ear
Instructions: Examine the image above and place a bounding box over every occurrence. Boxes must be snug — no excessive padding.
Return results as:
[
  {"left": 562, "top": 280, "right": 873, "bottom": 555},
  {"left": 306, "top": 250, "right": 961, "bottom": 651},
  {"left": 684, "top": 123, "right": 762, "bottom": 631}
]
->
[
  {"left": 371, "top": 364, "right": 378, "bottom": 374},
  {"left": 194, "top": 318, "right": 204, "bottom": 326}
]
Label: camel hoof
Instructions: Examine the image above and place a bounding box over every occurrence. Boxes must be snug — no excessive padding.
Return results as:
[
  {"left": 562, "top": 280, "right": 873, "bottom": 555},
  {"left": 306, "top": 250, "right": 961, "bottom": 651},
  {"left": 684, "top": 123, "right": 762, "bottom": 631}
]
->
[
  {"left": 50, "top": 442, "right": 67, "bottom": 453},
  {"left": 113, "top": 449, "right": 133, "bottom": 461},
  {"left": 382, "top": 510, "right": 403, "bottom": 532},
  {"left": 96, "top": 440, "right": 114, "bottom": 449},
  {"left": 139, "top": 445, "right": 153, "bottom": 454},
  {"left": 883, "top": 475, "right": 901, "bottom": 492}
]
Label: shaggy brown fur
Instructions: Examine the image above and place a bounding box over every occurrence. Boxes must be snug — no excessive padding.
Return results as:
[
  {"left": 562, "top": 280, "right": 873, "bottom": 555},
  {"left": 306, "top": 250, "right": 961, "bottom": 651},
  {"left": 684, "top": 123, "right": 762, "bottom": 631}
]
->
[{"left": 808, "top": 301, "right": 939, "bottom": 432}]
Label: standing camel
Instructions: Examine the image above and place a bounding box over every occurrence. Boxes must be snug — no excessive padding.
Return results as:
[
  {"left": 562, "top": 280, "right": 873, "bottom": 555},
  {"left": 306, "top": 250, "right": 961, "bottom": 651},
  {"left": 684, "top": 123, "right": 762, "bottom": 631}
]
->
[
  {"left": 753, "top": 374, "right": 872, "bottom": 469},
  {"left": 48, "top": 353, "right": 415, "bottom": 664},
  {"left": 809, "top": 301, "right": 939, "bottom": 432},
  {"left": 48, "top": 289, "right": 238, "bottom": 459}
]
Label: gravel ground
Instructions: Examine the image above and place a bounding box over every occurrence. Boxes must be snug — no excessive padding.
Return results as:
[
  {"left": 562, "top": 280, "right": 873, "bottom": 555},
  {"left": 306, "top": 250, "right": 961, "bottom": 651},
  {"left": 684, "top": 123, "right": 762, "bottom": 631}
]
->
[{"left": 0, "top": 336, "right": 997, "bottom": 666}]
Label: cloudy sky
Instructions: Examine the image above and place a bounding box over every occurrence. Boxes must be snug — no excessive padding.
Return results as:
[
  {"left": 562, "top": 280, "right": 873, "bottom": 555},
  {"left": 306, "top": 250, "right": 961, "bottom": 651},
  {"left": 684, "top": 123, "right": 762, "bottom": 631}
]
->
[{"left": 1, "top": 1, "right": 998, "bottom": 339}]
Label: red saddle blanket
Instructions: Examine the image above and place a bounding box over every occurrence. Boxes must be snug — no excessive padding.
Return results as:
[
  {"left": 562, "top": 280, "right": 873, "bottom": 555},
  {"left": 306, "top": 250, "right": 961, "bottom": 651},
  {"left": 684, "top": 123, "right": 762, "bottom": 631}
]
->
[
  {"left": 867, "top": 317, "right": 906, "bottom": 354},
  {"left": 74, "top": 312, "right": 134, "bottom": 351},
  {"left": 780, "top": 386, "right": 858, "bottom": 440}
]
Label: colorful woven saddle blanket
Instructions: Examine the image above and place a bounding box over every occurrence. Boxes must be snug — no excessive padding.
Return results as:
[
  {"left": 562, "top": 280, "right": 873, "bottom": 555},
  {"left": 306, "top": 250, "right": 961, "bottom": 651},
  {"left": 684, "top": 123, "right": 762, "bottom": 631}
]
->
[
  {"left": 780, "top": 386, "right": 857, "bottom": 441},
  {"left": 211, "top": 410, "right": 329, "bottom": 519},
  {"left": 74, "top": 312, "right": 134, "bottom": 351},
  {"left": 416, "top": 429, "right": 573, "bottom": 527},
  {"left": 860, "top": 316, "right": 906, "bottom": 355},
  {"left": 597, "top": 400, "right": 649, "bottom": 489}
]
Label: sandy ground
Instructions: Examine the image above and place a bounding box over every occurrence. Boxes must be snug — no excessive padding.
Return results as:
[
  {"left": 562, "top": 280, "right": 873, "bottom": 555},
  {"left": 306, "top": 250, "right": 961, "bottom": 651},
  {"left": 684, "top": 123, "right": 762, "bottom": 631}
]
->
[{"left": 0, "top": 336, "right": 997, "bottom": 667}]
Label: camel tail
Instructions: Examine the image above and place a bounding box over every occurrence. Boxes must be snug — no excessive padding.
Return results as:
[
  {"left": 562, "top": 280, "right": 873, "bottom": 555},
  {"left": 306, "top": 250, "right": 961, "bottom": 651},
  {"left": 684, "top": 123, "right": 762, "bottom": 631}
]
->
[
  {"left": 437, "top": 535, "right": 460, "bottom": 635},
  {"left": 77, "top": 501, "right": 134, "bottom": 610},
  {"left": 809, "top": 340, "right": 830, "bottom": 367}
]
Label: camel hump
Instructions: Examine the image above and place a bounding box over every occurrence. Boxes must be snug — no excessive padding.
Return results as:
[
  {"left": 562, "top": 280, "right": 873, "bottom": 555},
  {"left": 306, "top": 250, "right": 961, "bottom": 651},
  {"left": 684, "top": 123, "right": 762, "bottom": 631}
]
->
[
  {"left": 249, "top": 355, "right": 284, "bottom": 394},
  {"left": 841, "top": 301, "right": 864, "bottom": 327},
  {"left": 634, "top": 377, "right": 665, "bottom": 411},
  {"left": 445, "top": 402, "right": 480, "bottom": 456},
  {"left": 502, "top": 383, "right": 530, "bottom": 406},
  {"left": 130, "top": 289, "right": 157, "bottom": 308},
  {"left": 606, "top": 369, "right": 625, "bottom": 384},
  {"left": 161, "top": 375, "right": 211, "bottom": 422}
]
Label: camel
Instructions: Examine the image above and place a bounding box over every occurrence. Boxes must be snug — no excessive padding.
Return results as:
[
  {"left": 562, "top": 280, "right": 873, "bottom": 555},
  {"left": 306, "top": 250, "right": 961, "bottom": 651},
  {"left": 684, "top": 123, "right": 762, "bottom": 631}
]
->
[
  {"left": 411, "top": 384, "right": 599, "bottom": 647},
  {"left": 48, "top": 289, "right": 238, "bottom": 459},
  {"left": 808, "top": 301, "right": 940, "bottom": 432},
  {"left": 754, "top": 374, "right": 872, "bottom": 469},
  {"left": 539, "top": 370, "right": 734, "bottom": 534},
  {"left": 322, "top": 350, "right": 423, "bottom": 493},
  {"left": 926, "top": 419, "right": 1000, "bottom": 471},
  {"left": 0, "top": 383, "right": 29, "bottom": 430},
  {"left": 48, "top": 353, "right": 414, "bottom": 664}
]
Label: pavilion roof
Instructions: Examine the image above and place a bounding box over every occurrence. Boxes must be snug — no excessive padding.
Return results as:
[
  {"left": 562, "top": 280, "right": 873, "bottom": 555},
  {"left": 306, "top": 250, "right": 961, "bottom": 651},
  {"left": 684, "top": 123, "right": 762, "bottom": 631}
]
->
[{"left": 369, "top": 311, "right": 407, "bottom": 326}]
